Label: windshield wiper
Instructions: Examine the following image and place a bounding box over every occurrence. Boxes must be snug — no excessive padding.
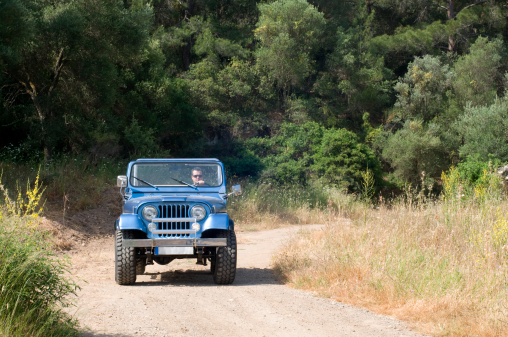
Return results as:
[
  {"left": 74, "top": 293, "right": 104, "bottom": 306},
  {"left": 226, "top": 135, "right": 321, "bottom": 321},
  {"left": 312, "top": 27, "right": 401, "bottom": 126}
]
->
[
  {"left": 168, "top": 176, "right": 197, "bottom": 190},
  {"left": 131, "top": 176, "right": 159, "bottom": 190}
]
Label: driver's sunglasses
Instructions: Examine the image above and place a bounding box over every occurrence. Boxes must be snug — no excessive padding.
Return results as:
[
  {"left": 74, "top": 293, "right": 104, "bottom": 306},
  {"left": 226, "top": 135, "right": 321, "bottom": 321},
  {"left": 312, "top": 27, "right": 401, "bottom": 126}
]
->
[{"left": 193, "top": 174, "right": 203, "bottom": 178}]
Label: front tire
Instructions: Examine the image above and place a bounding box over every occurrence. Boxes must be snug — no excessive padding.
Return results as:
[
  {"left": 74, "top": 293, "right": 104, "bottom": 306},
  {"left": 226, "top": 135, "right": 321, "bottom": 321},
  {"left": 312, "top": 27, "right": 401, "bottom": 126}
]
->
[
  {"left": 115, "top": 230, "right": 137, "bottom": 285},
  {"left": 212, "top": 229, "right": 237, "bottom": 285}
]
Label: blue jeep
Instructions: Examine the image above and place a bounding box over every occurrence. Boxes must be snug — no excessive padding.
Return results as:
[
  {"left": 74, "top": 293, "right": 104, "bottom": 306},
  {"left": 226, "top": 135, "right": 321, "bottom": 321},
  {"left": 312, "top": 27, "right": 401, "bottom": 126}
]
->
[{"left": 115, "top": 158, "right": 241, "bottom": 285}]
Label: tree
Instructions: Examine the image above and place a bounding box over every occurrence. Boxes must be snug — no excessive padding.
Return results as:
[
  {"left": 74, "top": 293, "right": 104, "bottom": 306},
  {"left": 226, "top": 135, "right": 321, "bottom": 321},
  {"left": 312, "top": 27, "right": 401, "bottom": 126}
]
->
[
  {"left": 0, "top": 0, "right": 153, "bottom": 160},
  {"left": 452, "top": 36, "right": 504, "bottom": 108},
  {"left": 254, "top": 0, "right": 326, "bottom": 106},
  {"left": 392, "top": 55, "right": 454, "bottom": 122},
  {"left": 369, "top": 0, "right": 504, "bottom": 54},
  {"left": 380, "top": 120, "right": 449, "bottom": 185},
  {"left": 314, "top": 26, "right": 393, "bottom": 128},
  {"left": 454, "top": 98, "right": 508, "bottom": 161},
  {"left": 312, "top": 127, "right": 382, "bottom": 192}
]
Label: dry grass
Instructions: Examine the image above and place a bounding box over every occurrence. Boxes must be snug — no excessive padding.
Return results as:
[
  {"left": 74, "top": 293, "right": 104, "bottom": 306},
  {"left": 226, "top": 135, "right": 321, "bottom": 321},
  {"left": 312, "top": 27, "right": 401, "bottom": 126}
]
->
[
  {"left": 229, "top": 181, "right": 359, "bottom": 231},
  {"left": 273, "top": 198, "right": 508, "bottom": 337}
]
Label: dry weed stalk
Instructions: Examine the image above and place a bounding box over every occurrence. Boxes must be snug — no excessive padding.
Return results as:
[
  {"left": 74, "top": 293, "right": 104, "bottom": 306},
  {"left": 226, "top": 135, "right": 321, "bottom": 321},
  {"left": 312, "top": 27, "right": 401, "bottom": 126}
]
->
[{"left": 273, "top": 198, "right": 508, "bottom": 337}]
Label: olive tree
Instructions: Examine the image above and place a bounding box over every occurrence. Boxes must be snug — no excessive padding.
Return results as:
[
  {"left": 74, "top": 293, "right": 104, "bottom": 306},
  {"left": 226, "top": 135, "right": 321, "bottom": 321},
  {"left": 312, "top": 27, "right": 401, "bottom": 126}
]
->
[{"left": 455, "top": 98, "right": 508, "bottom": 162}]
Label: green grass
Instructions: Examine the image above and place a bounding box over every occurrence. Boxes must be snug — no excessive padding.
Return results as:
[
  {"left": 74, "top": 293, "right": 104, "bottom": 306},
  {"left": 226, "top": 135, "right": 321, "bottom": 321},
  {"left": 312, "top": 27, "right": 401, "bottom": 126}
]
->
[
  {"left": 0, "top": 215, "right": 80, "bottom": 337},
  {"left": 0, "top": 170, "right": 80, "bottom": 336}
]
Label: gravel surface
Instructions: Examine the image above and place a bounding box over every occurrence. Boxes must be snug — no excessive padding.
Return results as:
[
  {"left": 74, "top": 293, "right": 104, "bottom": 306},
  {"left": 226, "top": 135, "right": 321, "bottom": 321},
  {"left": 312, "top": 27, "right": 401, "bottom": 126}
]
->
[{"left": 67, "top": 225, "right": 426, "bottom": 337}]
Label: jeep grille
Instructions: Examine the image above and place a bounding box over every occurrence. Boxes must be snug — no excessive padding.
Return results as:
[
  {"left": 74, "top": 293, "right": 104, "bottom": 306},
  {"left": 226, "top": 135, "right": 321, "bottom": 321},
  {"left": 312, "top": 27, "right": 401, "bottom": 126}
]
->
[{"left": 157, "top": 204, "right": 191, "bottom": 237}]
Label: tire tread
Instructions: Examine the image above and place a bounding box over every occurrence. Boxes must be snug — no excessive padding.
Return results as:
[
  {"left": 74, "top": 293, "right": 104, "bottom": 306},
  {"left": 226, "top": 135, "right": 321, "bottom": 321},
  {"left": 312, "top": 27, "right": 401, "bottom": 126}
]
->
[
  {"left": 213, "top": 229, "right": 237, "bottom": 285},
  {"left": 115, "top": 230, "right": 137, "bottom": 285}
]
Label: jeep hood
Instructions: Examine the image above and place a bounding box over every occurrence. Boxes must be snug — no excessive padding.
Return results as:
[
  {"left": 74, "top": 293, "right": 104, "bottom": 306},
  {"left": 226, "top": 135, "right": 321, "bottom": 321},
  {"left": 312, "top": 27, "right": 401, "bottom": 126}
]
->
[{"left": 123, "top": 194, "right": 227, "bottom": 214}]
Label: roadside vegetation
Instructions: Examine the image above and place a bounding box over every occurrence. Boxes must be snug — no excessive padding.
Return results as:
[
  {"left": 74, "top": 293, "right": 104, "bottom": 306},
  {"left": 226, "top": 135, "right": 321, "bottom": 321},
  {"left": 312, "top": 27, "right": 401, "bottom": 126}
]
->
[
  {"left": 1, "top": 155, "right": 507, "bottom": 337},
  {"left": 271, "top": 165, "right": 508, "bottom": 337},
  {"left": 0, "top": 172, "right": 79, "bottom": 337},
  {"left": 1, "top": 1, "right": 508, "bottom": 336}
]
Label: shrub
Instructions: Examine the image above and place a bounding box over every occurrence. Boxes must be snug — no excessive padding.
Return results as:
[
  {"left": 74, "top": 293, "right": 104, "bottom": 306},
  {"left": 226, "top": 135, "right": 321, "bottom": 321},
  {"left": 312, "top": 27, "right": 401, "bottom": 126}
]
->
[
  {"left": 0, "top": 219, "right": 79, "bottom": 337},
  {"left": 0, "top": 174, "right": 79, "bottom": 336},
  {"left": 246, "top": 122, "right": 383, "bottom": 194},
  {"left": 312, "top": 128, "right": 382, "bottom": 192},
  {"left": 454, "top": 98, "right": 508, "bottom": 162},
  {"left": 381, "top": 120, "right": 448, "bottom": 186},
  {"left": 441, "top": 157, "right": 505, "bottom": 203},
  {"left": 220, "top": 144, "right": 263, "bottom": 178}
]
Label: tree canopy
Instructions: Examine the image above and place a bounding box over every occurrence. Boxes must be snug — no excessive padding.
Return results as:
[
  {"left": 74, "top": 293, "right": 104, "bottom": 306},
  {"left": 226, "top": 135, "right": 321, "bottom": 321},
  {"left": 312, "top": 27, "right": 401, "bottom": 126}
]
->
[{"left": 1, "top": 0, "right": 507, "bottom": 192}]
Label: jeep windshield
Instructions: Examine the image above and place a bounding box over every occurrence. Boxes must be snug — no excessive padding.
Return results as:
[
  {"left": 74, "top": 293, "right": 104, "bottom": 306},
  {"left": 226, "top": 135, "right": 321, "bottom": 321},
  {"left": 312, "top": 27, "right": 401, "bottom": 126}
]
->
[{"left": 130, "top": 162, "right": 223, "bottom": 187}]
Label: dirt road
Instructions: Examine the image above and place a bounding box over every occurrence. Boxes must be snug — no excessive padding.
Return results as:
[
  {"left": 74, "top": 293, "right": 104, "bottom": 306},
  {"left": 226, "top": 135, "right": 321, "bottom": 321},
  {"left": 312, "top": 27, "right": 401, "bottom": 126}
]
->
[{"left": 68, "top": 225, "right": 424, "bottom": 337}]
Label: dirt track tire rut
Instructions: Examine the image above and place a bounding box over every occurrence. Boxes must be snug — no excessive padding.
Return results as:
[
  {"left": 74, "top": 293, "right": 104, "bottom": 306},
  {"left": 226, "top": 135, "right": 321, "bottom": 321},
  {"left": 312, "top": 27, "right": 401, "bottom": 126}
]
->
[{"left": 70, "top": 225, "right": 426, "bottom": 337}]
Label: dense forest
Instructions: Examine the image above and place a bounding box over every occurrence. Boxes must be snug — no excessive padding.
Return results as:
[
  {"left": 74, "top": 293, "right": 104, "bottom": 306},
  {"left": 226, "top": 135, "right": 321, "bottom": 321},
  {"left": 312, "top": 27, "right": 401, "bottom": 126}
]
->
[{"left": 1, "top": 0, "right": 507, "bottom": 194}]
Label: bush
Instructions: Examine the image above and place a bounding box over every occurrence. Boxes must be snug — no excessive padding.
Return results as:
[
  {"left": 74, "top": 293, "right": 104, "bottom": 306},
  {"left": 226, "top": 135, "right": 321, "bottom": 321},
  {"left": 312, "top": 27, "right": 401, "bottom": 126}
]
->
[
  {"left": 441, "top": 158, "right": 505, "bottom": 203},
  {"left": 312, "top": 128, "right": 382, "bottom": 192},
  {"left": 456, "top": 155, "right": 502, "bottom": 185},
  {"left": 380, "top": 120, "right": 448, "bottom": 186},
  {"left": 454, "top": 98, "right": 508, "bottom": 162},
  {"left": 0, "top": 219, "right": 79, "bottom": 337},
  {"left": 220, "top": 144, "right": 263, "bottom": 178},
  {"left": 0, "top": 174, "right": 79, "bottom": 337},
  {"left": 246, "top": 122, "right": 383, "bottom": 194}
]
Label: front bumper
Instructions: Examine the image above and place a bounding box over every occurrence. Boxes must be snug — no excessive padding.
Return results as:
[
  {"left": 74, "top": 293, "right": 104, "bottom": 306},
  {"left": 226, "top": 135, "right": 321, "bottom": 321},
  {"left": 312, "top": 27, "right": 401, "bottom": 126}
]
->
[{"left": 123, "top": 237, "right": 227, "bottom": 248}]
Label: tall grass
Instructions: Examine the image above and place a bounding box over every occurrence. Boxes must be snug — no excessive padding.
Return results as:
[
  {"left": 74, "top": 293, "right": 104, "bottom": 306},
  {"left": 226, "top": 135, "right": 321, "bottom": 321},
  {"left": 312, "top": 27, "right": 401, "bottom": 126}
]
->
[
  {"left": 272, "top": 172, "right": 508, "bottom": 336},
  {"left": 228, "top": 179, "right": 360, "bottom": 230},
  {"left": 0, "top": 174, "right": 79, "bottom": 337},
  {"left": 0, "top": 156, "right": 126, "bottom": 213}
]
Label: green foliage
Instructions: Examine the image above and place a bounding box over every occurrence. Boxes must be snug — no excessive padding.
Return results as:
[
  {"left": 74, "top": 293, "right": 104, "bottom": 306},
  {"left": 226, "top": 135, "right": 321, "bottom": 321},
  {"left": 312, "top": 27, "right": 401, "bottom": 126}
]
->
[
  {"left": 255, "top": 0, "right": 326, "bottom": 102},
  {"left": 454, "top": 98, "right": 508, "bottom": 162},
  {"left": 455, "top": 155, "right": 502, "bottom": 185},
  {"left": 392, "top": 55, "right": 454, "bottom": 122},
  {"left": 250, "top": 122, "right": 323, "bottom": 185},
  {"left": 312, "top": 128, "right": 382, "bottom": 192},
  {"left": 255, "top": 0, "right": 326, "bottom": 54},
  {"left": 452, "top": 37, "right": 504, "bottom": 108},
  {"left": 220, "top": 143, "right": 263, "bottom": 178},
  {"left": 369, "top": 21, "right": 447, "bottom": 60},
  {"left": 1, "top": 0, "right": 508, "bottom": 201},
  {"left": 0, "top": 219, "right": 79, "bottom": 336},
  {"left": 247, "top": 122, "right": 382, "bottom": 193},
  {"left": 315, "top": 27, "right": 393, "bottom": 126},
  {"left": 0, "top": 0, "right": 155, "bottom": 159},
  {"left": 0, "top": 0, "right": 32, "bottom": 67},
  {"left": 381, "top": 120, "right": 448, "bottom": 185},
  {"left": 123, "top": 117, "right": 161, "bottom": 157},
  {"left": 441, "top": 160, "right": 504, "bottom": 203},
  {"left": 0, "top": 175, "right": 79, "bottom": 336}
]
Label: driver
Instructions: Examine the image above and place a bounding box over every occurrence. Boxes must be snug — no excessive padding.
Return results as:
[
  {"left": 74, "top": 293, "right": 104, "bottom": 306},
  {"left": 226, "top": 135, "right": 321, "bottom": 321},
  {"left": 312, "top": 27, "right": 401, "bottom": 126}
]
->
[{"left": 191, "top": 167, "right": 208, "bottom": 186}]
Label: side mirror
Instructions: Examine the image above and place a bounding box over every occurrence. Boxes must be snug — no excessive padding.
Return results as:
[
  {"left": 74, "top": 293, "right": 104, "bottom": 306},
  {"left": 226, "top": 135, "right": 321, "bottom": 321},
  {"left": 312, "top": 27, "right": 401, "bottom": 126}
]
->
[
  {"left": 231, "top": 184, "right": 242, "bottom": 196},
  {"left": 117, "top": 175, "right": 127, "bottom": 187}
]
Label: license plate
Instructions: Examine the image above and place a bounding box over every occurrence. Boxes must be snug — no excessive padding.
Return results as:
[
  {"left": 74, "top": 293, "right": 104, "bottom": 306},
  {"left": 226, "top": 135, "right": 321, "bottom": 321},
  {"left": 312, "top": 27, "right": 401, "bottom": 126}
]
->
[{"left": 155, "top": 247, "right": 194, "bottom": 255}]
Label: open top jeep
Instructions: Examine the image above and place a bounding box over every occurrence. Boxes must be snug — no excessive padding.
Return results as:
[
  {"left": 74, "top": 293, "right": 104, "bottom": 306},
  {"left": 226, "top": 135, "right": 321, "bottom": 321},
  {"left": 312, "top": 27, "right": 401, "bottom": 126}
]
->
[{"left": 115, "top": 158, "right": 241, "bottom": 285}]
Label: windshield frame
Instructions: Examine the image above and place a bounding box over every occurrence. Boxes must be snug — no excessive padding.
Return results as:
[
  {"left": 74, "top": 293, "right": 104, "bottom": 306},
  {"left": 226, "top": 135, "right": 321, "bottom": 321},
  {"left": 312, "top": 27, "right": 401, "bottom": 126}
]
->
[{"left": 128, "top": 160, "right": 224, "bottom": 188}]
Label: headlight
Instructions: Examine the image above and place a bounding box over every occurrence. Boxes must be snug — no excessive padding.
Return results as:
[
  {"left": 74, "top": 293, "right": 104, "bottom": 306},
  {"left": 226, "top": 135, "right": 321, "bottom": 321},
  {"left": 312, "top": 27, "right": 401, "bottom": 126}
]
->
[
  {"left": 190, "top": 205, "right": 206, "bottom": 221},
  {"left": 142, "top": 205, "right": 158, "bottom": 221}
]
